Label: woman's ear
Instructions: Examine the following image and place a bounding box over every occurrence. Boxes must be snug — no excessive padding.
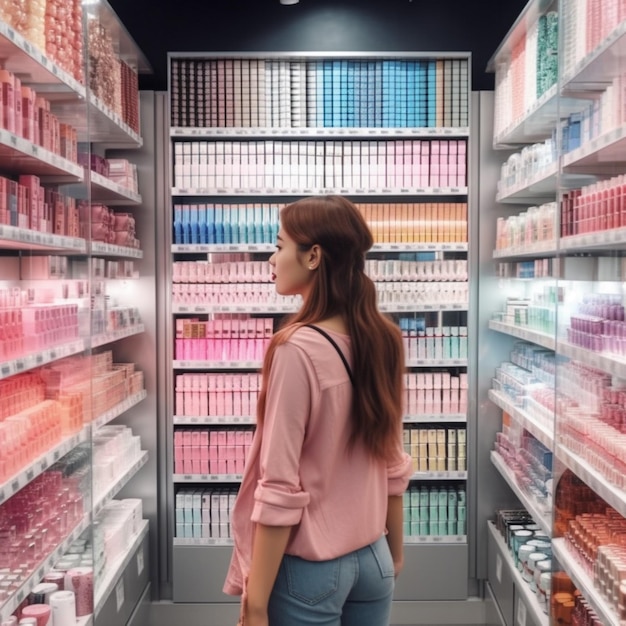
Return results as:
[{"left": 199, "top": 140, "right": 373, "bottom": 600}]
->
[{"left": 307, "top": 244, "right": 321, "bottom": 270}]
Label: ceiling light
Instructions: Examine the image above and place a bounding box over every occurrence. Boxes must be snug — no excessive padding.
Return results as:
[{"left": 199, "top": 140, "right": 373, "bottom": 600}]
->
[{"left": 280, "top": 0, "right": 299, "bottom": 5}]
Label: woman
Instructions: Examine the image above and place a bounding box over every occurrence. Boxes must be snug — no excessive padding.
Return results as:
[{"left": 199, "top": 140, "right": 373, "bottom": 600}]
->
[{"left": 223, "top": 195, "right": 413, "bottom": 626}]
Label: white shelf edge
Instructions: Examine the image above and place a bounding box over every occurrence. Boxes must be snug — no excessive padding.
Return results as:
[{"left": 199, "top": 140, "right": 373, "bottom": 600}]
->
[
  {"left": 406, "top": 359, "right": 468, "bottom": 367},
  {"left": 0, "top": 338, "right": 86, "bottom": 380},
  {"left": 493, "top": 85, "right": 558, "bottom": 146},
  {"left": 0, "top": 224, "right": 87, "bottom": 252},
  {"left": 171, "top": 187, "right": 468, "bottom": 197},
  {"left": 171, "top": 126, "right": 470, "bottom": 138},
  {"left": 561, "top": 20, "right": 626, "bottom": 88},
  {"left": 0, "top": 19, "right": 86, "bottom": 96},
  {"left": 173, "top": 360, "right": 263, "bottom": 370},
  {"left": 92, "top": 390, "right": 148, "bottom": 431},
  {"left": 552, "top": 538, "right": 621, "bottom": 626},
  {"left": 560, "top": 226, "right": 626, "bottom": 251},
  {"left": 0, "top": 426, "right": 90, "bottom": 505},
  {"left": 90, "top": 170, "right": 142, "bottom": 205},
  {"left": 173, "top": 473, "right": 243, "bottom": 483},
  {"left": 557, "top": 340, "right": 626, "bottom": 379},
  {"left": 496, "top": 162, "right": 558, "bottom": 203},
  {"left": 403, "top": 413, "right": 467, "bottom": 423},
  {"left": 0, "top": 128, "right": 84, "bottom": 178},
  {"left": 171, "top": 242, "right": 468, "bottom": 253},
  {"left": 556, "top": 444, "right": 626, "bottom": 519},
  {"left": 487, "top": 389, "right": 554, "bottom": 450},
  {"left": 89, "top": 93, "right": 142, "bottom": 146},
  {"left": 409, "top": 471, "right": 467, "bottom": 480},
  {"left": 90, "top": 323, "right": 146, "bottom": 349},
  {"left": 487, "top": 521, "right": 550, "bottom": 626},
  {"left": 490, "top": 450, "right": 552, "bottom": 535},
  {"left": 94, "top": 520, "right": 149, "bottom": 616},
  {"left": 492, "top": 240, "right": 557, "bottom": 258},
  {"left": 172, "top": 303, "right": 467, "bottom": 314},
  {"left": 90, "top": 242, "right": 143, "bottom": 258},
  {"left": 173, "top": 415, "right": 256, "bottom": 425},
  {"left": 93, "top": 451, "right": 149, "bottom": 518},
  {"left": 488, "top": 320, "right": 556, "bottom": 351}
]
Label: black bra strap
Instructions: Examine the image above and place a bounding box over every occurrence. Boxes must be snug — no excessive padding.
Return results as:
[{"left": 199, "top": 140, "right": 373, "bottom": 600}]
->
[{"left": 304, "top": 324, "right": 355, "bottom": 386}]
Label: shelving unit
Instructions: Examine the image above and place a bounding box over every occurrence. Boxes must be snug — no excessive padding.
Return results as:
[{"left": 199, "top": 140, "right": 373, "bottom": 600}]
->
[
  {"left": 164, "top": 51, "right": 473, "bottom": 607},
  {"left": 487, "top": 2, "right": 626, "bottom": 625},
  {"left": 0, "top": 3, "right": 153, "bottom": 624}
]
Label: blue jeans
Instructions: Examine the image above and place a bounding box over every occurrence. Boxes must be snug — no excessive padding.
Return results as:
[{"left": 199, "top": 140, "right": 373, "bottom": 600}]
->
[{"left": 267, "top": 535, "right": 395, "bottom": 626}]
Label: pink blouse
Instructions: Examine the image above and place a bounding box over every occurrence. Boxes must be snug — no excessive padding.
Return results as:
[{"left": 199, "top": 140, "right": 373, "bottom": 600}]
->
[{"left": 223, "top": 326, "right": 413, "bottom": 596}]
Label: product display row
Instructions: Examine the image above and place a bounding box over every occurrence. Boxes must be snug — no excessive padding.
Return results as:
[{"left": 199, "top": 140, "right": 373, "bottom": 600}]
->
[
  {"left": 170, "top": 57, "right": 469, "bottom": 129},
  {"left": 0, "top": 3, "right": 152, "bottom": 625},
  {"left": 166, "top": 50, "right": 472, "bottom": 604},
  {"left": 488, "top": 1, "right": 626, "bottom": 625}
]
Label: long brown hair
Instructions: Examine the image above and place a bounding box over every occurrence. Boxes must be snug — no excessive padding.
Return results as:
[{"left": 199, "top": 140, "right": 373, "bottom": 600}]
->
[{"left": 257, "top": 195, "right": 405, "bottom": 461}]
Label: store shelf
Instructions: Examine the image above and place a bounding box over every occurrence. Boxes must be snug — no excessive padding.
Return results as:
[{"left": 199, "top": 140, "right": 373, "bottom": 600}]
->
[
  {"left": 0, "top": 514, "right": 91, "bottom": 621},
  {"left": 557, "top": 340, "right": 626, "bottom": 379},
  {"left": 0, "top": 338, "right": 86, "bottom": 380},
  {"left": 490, "top": 451, "right": 551, "bottom": 535},
  {"left": 563, "top": 126, "right": 626, "bottom": 174},
  {"left": 173, "top": 473, "right": 243, "bottom": 483},
  {"left": 407, "top": 359, "right": 467, "bottom": 367},
  {"left": 488, "top": 320, "right": 556, "bottom": 351},
  {"left": 0, "top": 224, "right": 87, "bottom": 253},
  {"left": 174, "top": 537, "right": 233, "bottom": 546},
  {"left": 404, "top": 534, "right": 467, "bottom": 544},
  {"left": 90, "top": 242, "right": 144, "bottom": 258},
  {"left": 173, "top": 360, "right": 263, "bottom": 370},
  {"left": 487, "top": 521, "right": 549, "bottom": 626},
  {"left": 92, "top": 390, "right": 148, "bottom": 431},
  {"left": 0, "top": 128, "right": 84, "bottom": 181},
  {"left": 172, "top": 302, "right": 467, "bottom": 315},
  {"left": 0, "top": 19, "right": 85, "bottom": 98},
  {"left": 171, "top": 126, "right": 470, "bottom": 138},
  {"left": 173, "top": 415, "right": 255, "bottom": 425},
  {"left": 63, "top": 170, "right": 142, "bottom": 206},
  {"left": 556, "top": 444, "right": 626, "bottom": 519},
  {"left": 488, "top": 389, "right": 553, "bottom": 450},
  {"left": 93, "top": 451, "right": 149, "bottom": 518},
  {"left": 171, "top": 242, "right": 469, "bottom": 254},
  {"left": 94, "top": 520, "right": 150, "bottom": 617},
  {"left": 496, "top": 162, "right": 558, "bottom": 204},
  {"left": 493, "top": 86, "right": 560, "bottom": 148},
  {"left": 561, "top": 20, "right": 626, "bottom": 92},
  {"left": 492, "top": 241, "right": 557, "bottom": 259},
  {"left": 404, "top": 413, "right": 467, "bottom": 424},
  {"left": 560, "top": 227, "right": 626, "bottom": 254},
  {"left": 173, "top": 303, "right": 297, "bottom": 314},
  {"left": 0, "top": 427, "right": 90, "bottom": 506},
  {"left": 91, "top": 324, "right": 146, "bottom": 349},
  {"left": 410, "top": 471, "right": 468, "bottom": 480},
  {"left": 552, "top": 538, "right": 621, "bottom": 626},
  {"left": 171, "top": 186, "right": 469, "bottom": 197}
]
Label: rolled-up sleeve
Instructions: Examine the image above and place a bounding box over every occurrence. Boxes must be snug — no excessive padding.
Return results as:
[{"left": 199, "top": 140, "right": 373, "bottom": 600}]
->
[
  {"left": 387, "top": 451, "right": 413, "bottom": 496},
  {"left": 252, "top": 343, "right": 313, "bottom": 526}
]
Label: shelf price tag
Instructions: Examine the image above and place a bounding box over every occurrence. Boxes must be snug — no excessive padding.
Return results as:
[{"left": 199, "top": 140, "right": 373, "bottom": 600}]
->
[
  {"left": 115, "top": 579, "right": 125, "bottom": 612},
  {"left": 516, "top": 599, "right": 527, "bottom": 626},
  {"left": 137, "top": 549, "right": 145, "bottom": 575}
]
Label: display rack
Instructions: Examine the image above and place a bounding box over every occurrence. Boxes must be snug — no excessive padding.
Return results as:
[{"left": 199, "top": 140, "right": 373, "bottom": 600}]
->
[
  {"left": 164, "top": 51, "right": 473, "bottom": 606},
  {"left": 487, "top": 2, "right": 626, "bottom": 625},
  {"left": 0, "top": 2, "right": 153, "bottom": 624}
]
